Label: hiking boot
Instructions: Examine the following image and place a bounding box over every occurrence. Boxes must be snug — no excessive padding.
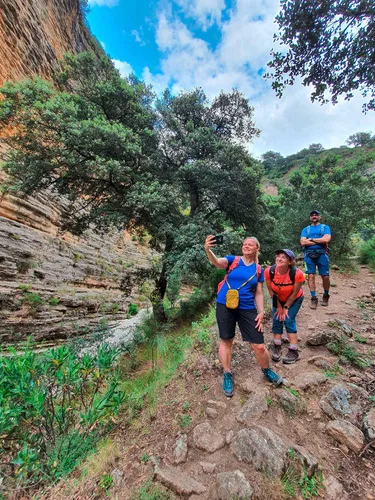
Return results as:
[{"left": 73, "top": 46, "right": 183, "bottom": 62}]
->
[
  {"left": 222, "top": 371, "right": 233, "bottom": 397},
  {"left": 321, "top": 294, "right": 330, "bottom": 306},
  {"left": 262, "top": 367, "right": 283, "bottom": 386},
  {"left": 282, "top": 348, "right": 299, "bottom": 364},
  {"left": 269, "top": 343, "right": 282, "bottom": 362},
  {"left": 310, "top": 296, "right": 318, "bottom": 309}
]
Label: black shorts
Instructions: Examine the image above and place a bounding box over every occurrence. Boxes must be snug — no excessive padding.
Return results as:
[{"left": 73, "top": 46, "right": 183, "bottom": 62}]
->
[{"left": 216, "top": 303, "right": 264, "bottom": 344}]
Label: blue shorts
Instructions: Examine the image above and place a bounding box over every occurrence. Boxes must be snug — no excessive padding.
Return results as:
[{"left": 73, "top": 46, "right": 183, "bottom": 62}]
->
[
  {"left": 304, "top": 252, "right": 330, "bottom": 276},
  {"left": 272, "top": 296, "right": 304, "bottom": 335}
]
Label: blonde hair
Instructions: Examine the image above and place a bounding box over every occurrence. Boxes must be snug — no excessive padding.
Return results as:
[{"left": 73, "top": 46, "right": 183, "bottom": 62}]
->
[{"left": 243, "top": 237, "right": 260, "bottom": 264}]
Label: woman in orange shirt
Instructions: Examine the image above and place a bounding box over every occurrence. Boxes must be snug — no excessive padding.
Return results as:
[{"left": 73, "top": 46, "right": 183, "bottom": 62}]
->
[{"left": 264, "top": 249, "right": 304, "bottom": 364}]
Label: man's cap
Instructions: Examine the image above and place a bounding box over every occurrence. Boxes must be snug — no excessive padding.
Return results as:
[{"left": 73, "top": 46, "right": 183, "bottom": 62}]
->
[
  {"left": 310, "top": 210, "right": 321, "bottom": 215},
  {"left": 275, "top": 249, "right": 295, "bottom": 261}
]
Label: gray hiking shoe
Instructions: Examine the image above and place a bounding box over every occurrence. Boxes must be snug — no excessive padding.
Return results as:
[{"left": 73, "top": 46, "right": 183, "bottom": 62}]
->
[
  {"left": 321, "top": 294, "right": 330, "bottom": 306},
  {"left": 269, "top": 343, "right": 282, "bottom": 362},
  {"left": 310, "top": 296, "right": 318, "bottom": 309},
  {"left": 282, "top": 349, "right": 299, "bottom": 364}
]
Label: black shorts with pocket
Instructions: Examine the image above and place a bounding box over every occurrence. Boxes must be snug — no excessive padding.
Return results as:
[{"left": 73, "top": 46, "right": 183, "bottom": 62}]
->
[{"left": 216, "top": 303, "right": 264, "bottom": 344}]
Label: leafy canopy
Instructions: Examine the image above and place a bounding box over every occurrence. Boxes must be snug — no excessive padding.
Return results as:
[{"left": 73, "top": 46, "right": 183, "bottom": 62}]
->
[
  {"left": 346, "top": 131, "right": 375, "bottom": 147},
  {"left": 267, "top": 152, "right": 375, "bottom": 260},
  {"left": 0, "top": 52, "right": 264, "bottom": 319},
  {"left": 267, "top": 0, "right": 375, "bottom": 111}
]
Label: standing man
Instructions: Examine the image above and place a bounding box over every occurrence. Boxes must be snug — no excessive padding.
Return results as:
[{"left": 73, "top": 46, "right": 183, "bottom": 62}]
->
[{"left": 300, "top": 210, "right": 331, "bottom": 309}]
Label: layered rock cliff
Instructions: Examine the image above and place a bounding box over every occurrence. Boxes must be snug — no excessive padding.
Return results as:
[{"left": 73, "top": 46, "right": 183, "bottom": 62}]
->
[
  {"left": 0, "top": 1, "right": 152, "bottom": 344},
  {"left": 0, "top": 0, "right": 101, "bottom": 85}
]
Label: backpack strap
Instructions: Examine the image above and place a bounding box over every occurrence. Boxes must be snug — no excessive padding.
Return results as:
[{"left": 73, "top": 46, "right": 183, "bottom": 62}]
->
[
  {"left": 269, "top": 265, "right": 296, "bottom": 285},
  {"left": 256, "top": 263, "right": 262, "bottom": 279}
]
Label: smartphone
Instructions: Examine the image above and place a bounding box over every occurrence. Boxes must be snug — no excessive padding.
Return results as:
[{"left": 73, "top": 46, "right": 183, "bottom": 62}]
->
[{"left": 214, "top": 234, "right": 224, "bottom": 245}]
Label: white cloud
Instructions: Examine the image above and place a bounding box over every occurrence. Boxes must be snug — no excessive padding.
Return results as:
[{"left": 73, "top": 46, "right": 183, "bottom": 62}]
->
[
  {"left": 143, "top": 1, "right": 375, "bottom": 156},
  {"left": 100, "top": 40, "right": 106, "bottom": 50},
  {"left": 113, "top": 59, "right": 133, "bottom": 77},
  {"left": 132, "top": 29, "right": 146, "bottom": 46},
  {"left": 174, "top": 0, "right": 225, "bottom": 29},
  {"left": 251, "top": 82, "right": 375, "bottom": 157},
  {"left": 220, "top": 0, "right": 280, "bottom": 69},
  {"left": 88, "top": 0, "right": 119, "bottom": 7}
]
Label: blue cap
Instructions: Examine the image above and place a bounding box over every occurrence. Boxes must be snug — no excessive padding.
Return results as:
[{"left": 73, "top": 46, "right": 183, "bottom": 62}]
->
[
  {"left": 310, "top": 210, "right": 321, "bottom": 215},
  {"left": 275, "top": 249, "right": 295, "bottom": 261}
]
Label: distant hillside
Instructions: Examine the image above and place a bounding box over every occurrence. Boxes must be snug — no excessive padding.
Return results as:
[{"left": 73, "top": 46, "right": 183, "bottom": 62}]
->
[{"left": 262, "top": 143, "right": 375, "bottom": 191}]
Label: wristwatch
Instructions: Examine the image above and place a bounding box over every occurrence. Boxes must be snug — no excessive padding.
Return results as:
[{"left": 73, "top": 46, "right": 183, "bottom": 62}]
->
[{"left": 283, "top": 305, "right": 289, "bottom": 310}]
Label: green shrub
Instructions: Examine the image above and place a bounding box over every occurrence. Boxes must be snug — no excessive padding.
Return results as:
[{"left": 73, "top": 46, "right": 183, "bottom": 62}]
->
[
  {"left": 0, "top": 343, "right": 124, "bottom": 487},
  {"left": 21, "top": 292, "right": 43, "bottom": 309},
  {"left": 359, "top": 235, "right": 375, "bottom": 270},
  {"left": 16, "top": 261, "right": 31, "bottom": 274},
  {"left": 128, "top": 303, "right": 139, "bottom": 316},
  {"left": 111, "top": 303, "right": 120, "bottom": 313},
  {"left": 48, "top": 297, "right": 60, "bottom": 306},
  {"left": 18, "top": 283, "right": 32, "bottom": 292}
]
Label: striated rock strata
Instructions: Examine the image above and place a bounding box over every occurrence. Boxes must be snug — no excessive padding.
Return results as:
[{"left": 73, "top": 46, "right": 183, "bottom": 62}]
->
[
  {"left": 0, "top": 1, "right": 153, "bottom": 344},
  {"left": 0, "top": 0, "right": 101, "bottom": 86}
]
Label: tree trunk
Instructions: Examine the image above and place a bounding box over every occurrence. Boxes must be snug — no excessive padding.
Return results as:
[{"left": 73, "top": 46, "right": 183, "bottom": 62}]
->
[{"left": 152, "top": 234, "right": 174, "bottom": 323}]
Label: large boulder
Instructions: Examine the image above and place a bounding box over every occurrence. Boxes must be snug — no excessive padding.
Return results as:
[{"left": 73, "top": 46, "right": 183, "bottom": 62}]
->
[
  {"left": 319, "top": 384, "right": 365, "bottom": 425},
  {"left": 326, "top": 419, "right": 365, "bottom": 453},
  {"left": 236, "top": 389, "right": 269, "bottom": 423},
  {"left": 363, "top": 408, "right": 375, "bottom": 446},
  {"left": 306, "top": 330, "right": 341, "bottom": 346},
  {"left": 154, "top": 464, "right": 206, "bottom": 495},
  {"left": 193, "top": 422, "right": 225, "bottom": 453},
  {"left": 292, "top": 371, "right": 328, "bottom": 391},
  {"left": 216, "top": 470, "right": 253, "bottom": 499},
  {"left": 231, "top": 425, "right": 287, "bottom": 476},
  {"left": 276, "top": 388, "right": 305, "bottom": 415}
]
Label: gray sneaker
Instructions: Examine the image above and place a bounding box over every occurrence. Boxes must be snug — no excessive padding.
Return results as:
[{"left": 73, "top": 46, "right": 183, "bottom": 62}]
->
[
  {"left": 282, "top": 349, "right": 299, "bottom": 364},
  {"left": 269, "top": 343, "right": 282, "bottom": 362},
  {"left": 310, "top": 296, "right": 318, "bottom": 309}
]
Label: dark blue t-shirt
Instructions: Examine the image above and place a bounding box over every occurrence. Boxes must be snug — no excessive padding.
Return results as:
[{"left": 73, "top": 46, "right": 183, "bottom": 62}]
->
[
  {"left": 216, "top": 256, "right": 264, "bottom": 310},
  {"left": 301, "top": 224, "right": 331, "bottom": 252}
]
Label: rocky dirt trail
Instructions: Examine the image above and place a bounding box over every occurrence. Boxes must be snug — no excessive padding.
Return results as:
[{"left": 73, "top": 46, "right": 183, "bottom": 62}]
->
[{"left": 57, "top": 267, "right": 375, "bottom": 500}]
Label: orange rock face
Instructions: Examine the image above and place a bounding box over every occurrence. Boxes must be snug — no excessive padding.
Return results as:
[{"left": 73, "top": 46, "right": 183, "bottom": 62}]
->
[{"left": 0, "top": 0, "right": 100, "bottom": 86}]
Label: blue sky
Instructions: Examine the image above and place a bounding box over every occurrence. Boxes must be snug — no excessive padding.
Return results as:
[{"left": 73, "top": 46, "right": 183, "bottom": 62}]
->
[{"left": 87, "top": 0, "right": 375, "bottom": 157}]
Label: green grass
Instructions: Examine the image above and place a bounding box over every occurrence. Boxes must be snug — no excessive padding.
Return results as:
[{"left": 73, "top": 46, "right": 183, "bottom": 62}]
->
[
  {"left": 49, "top": 297, "right": 60, "bottom": 306},
  {"left": 282, "top": 462, "right": 324, "bottom": 499},
  {"left": 285, "top": 387, "right": 299, "bottom": 397},
  {"left": 179, "top": 414, "right": 192, "bottom": 428},
  {"left": 133, "top": 478, "right": 174, "bottom": 499},
  {"left": 327, "top": 336, "right": 371, "bottom": 368},
  {"left": 354, "top": 333, "right": 367, "bottom": 343},
  {"left": 18, "top": 283, "right": 32, "bottom": 292},
  {"left": 139, "top": 453, "right": 150, "bottom": 463},
  {"left": 323, "top": 363, "right": 344, "bottom": 379}
]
